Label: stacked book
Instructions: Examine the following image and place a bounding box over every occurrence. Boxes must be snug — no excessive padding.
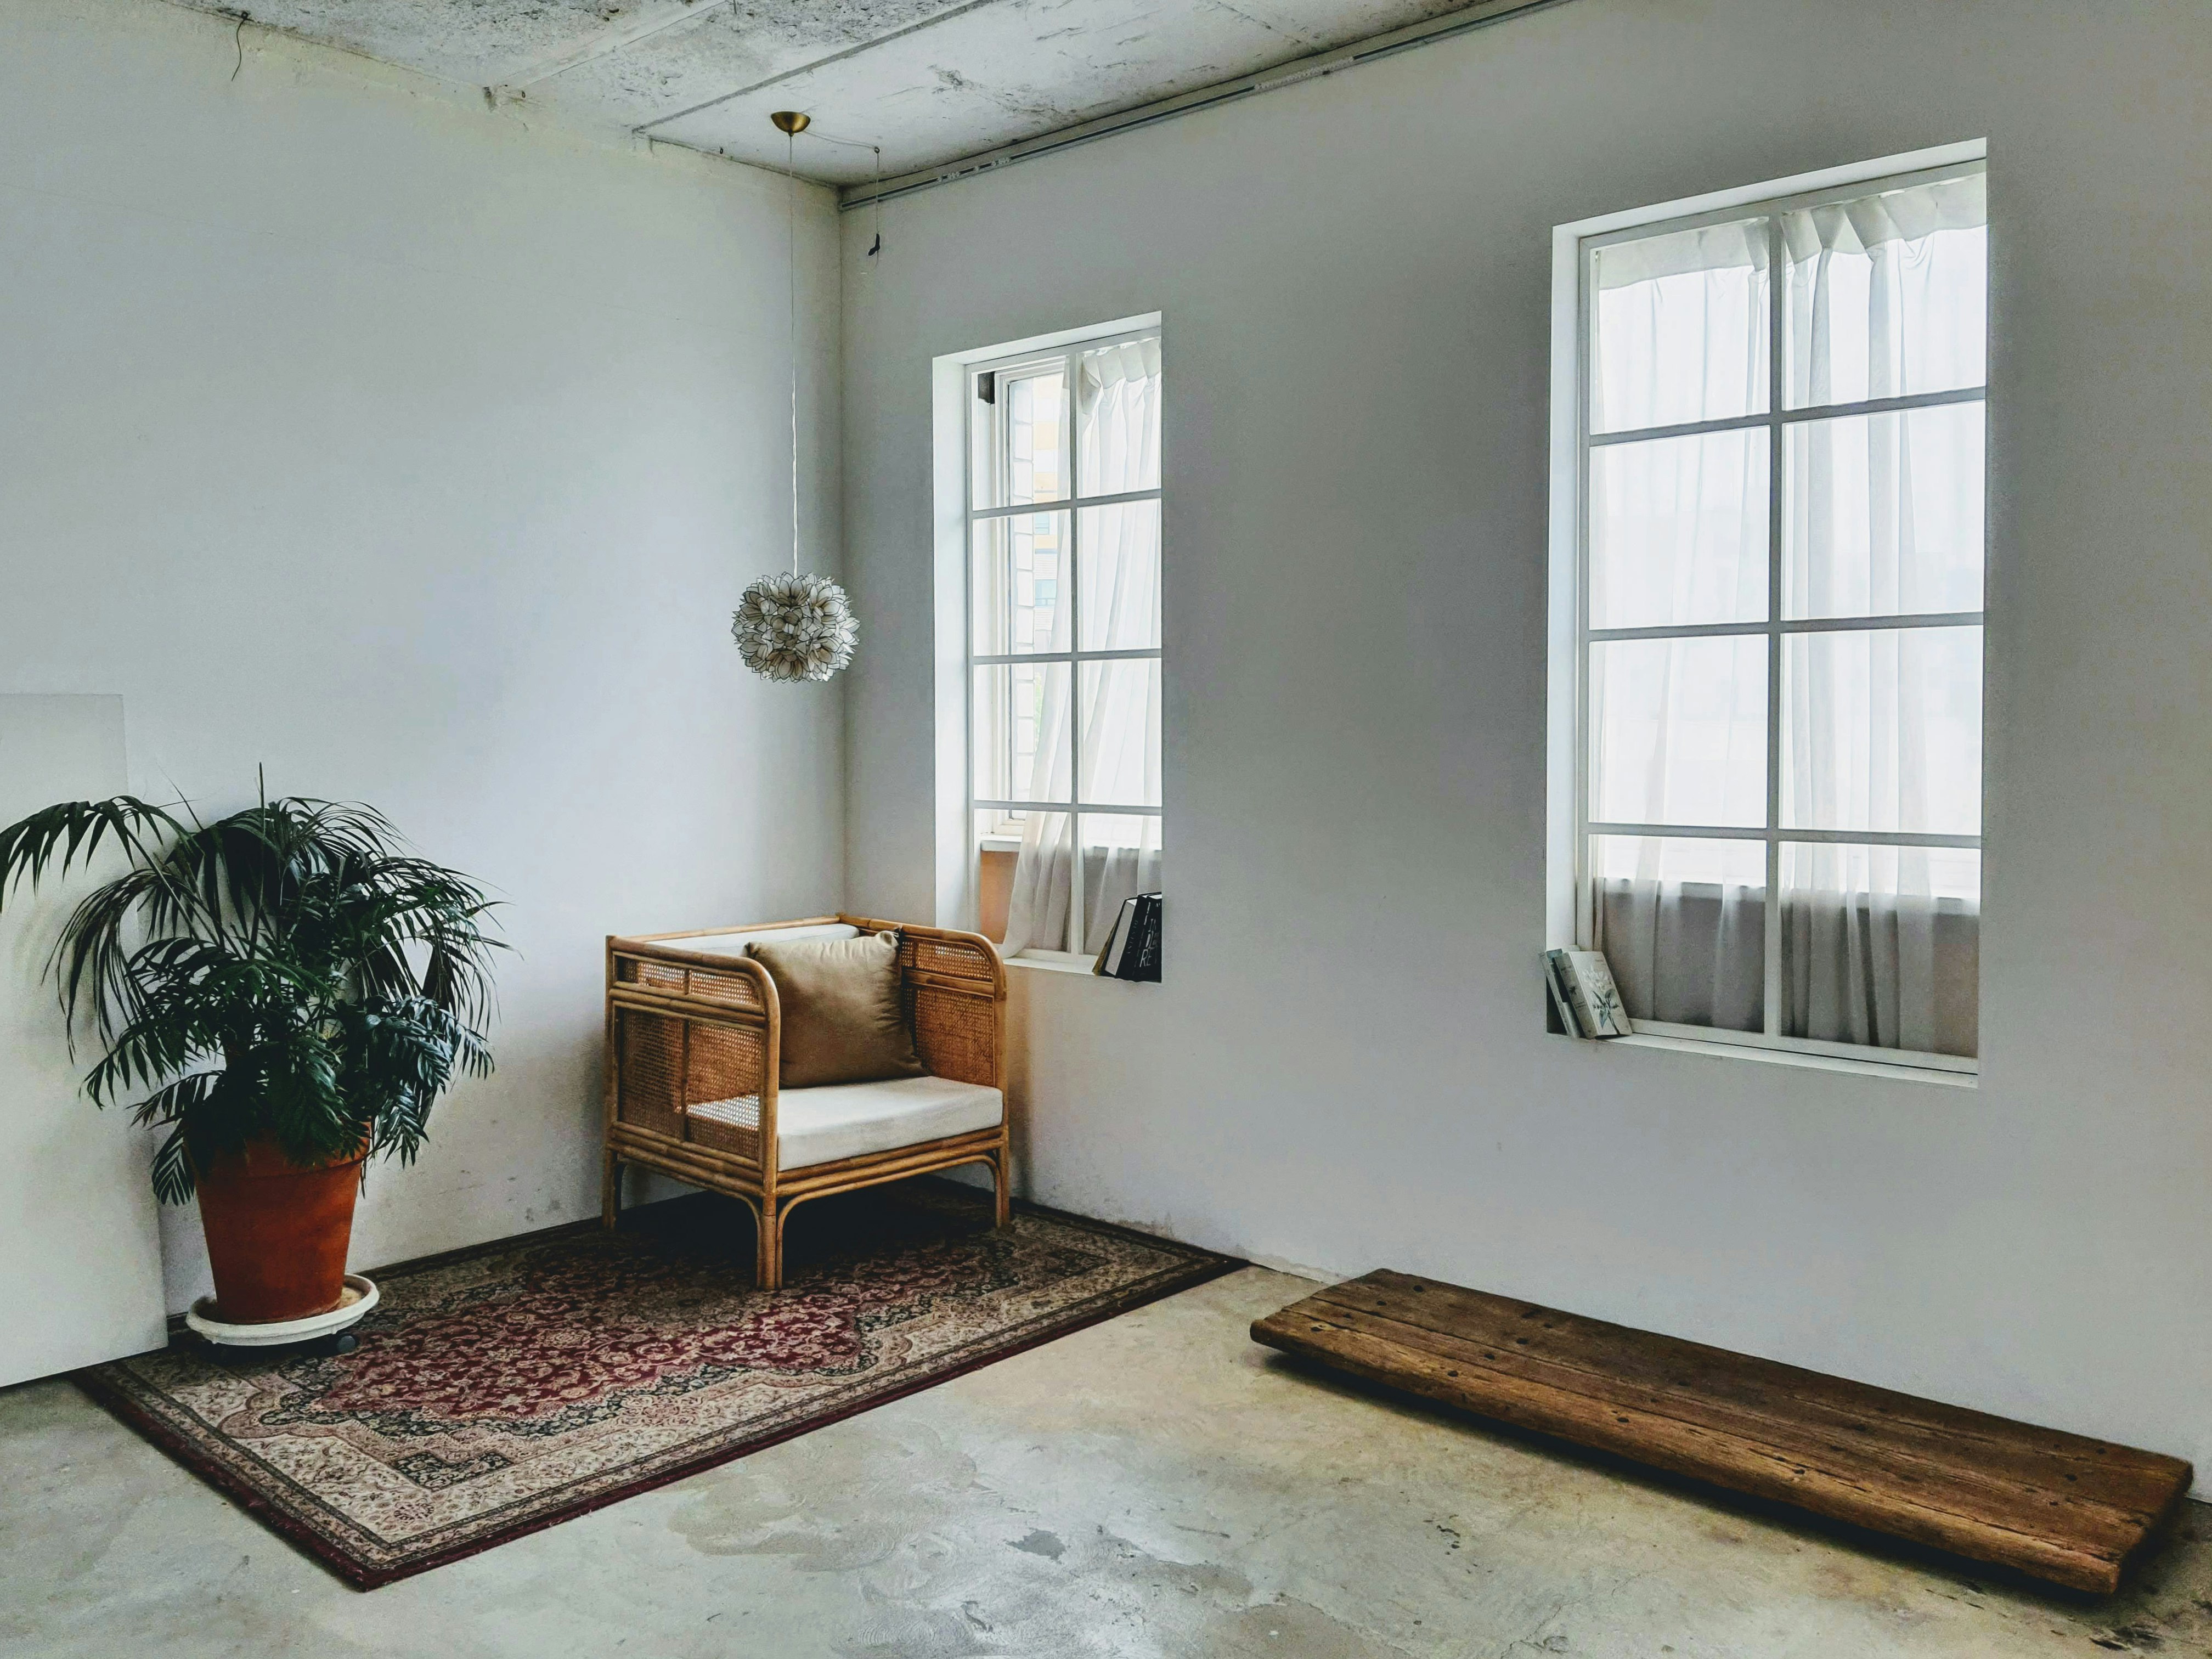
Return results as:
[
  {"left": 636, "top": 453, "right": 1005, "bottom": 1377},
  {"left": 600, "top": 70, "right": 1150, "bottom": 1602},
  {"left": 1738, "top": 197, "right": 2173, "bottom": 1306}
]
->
[
  {"left": 1093, "top": 893, "right": 1163, "bottom": 981},
  {"left": 1545, "top": 947, "right": 1632, "bottom": 1038}
]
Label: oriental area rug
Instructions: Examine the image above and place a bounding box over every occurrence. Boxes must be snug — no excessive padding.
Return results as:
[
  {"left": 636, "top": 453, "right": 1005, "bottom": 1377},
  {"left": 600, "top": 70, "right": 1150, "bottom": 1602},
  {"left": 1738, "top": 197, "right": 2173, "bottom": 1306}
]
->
[{"left": 78, "top": 1182, "right": 1240, "bottom": 1588}]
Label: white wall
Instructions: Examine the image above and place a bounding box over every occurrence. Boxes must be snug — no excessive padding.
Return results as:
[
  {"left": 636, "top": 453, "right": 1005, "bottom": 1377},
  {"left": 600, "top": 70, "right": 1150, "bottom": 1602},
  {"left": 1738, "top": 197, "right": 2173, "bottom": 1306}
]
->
[
  {"left": 842, "top": 0, "right": 2212, "bottom": 1487},
  {"left": 1, "top": 0, "right": 845, "bottom": 1317},
  {"left": 0, "top": 697, "right": 166, "bottom": 1380}
]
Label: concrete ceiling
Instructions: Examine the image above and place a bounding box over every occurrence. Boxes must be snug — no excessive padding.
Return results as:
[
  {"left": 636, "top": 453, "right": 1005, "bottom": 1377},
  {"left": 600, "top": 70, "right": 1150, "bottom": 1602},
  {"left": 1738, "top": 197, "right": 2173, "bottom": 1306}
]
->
[{"left": 214, "top": 0, "right": 1483, "bottom": 185}]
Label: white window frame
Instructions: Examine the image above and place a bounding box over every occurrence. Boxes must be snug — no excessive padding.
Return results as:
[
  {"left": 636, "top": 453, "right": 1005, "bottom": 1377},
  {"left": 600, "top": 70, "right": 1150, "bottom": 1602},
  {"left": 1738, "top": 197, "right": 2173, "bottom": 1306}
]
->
[
  {"left": 1545, "top": 140, "right": 1987, "bottom": 1082},
  {"left": 931, "top": 315, "right": 1164, "bottom": 964}
]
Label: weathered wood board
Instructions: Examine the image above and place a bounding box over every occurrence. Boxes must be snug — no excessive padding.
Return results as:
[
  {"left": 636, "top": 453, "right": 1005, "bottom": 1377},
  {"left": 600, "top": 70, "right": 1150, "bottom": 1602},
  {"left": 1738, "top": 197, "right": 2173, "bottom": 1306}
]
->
[{"left": 1252, "top": 1271, "right": 2192, "bottom": 1594}]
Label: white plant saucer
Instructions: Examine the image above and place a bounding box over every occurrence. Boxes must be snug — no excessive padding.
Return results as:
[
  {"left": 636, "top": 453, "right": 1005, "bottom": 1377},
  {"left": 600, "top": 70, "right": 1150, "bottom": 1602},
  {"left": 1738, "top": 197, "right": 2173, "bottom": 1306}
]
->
[{"left": 185, "top": 1274, "right": 380, "bottom": 1348}]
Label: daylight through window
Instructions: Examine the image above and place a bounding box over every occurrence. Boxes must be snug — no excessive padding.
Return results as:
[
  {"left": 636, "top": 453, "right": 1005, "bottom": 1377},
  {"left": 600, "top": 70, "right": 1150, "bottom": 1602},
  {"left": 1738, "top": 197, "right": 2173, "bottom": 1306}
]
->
[
  {"left": 968, "top": 329, "right": 1163, "bottom": 959},
  {"left": 1564, "top": 156, "right": 1987, "bottom": 1069}
]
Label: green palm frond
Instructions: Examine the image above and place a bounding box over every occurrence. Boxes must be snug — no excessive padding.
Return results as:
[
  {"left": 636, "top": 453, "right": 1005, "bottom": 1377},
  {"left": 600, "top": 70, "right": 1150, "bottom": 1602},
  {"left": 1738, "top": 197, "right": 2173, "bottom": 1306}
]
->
[
  {"left": 0, "top": 797, "right": 189, "bottom": 896},
  {"left": 0, "top": 788, "right": 504, "bottom": 1200},
  {"left": 149, "top": 1126, "right": 196, "bottom": 1206}
]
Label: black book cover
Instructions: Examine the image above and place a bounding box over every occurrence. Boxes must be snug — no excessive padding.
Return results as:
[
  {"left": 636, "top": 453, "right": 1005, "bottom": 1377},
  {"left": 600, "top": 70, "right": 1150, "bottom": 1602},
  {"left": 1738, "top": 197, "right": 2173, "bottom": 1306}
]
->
[{"left": 1119, "top": 892, "right": 1163, "bottom": 983}]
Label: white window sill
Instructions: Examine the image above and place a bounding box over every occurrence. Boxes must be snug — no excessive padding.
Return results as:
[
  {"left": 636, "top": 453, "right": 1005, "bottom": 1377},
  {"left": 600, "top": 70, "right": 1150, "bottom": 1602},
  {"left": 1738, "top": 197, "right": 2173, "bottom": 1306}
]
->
[
  {"left": 1005, "top": 950, "right": 1150, "bottom": 980},
  {"left": 1560, "top": 1029, "right": 1977, "bottom": 1089}
]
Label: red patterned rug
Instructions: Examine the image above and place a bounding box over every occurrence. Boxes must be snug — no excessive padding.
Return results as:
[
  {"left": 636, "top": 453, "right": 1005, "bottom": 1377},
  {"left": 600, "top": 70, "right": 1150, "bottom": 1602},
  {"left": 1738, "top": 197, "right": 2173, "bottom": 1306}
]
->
[{"left": 78, "top": 1182, "right": 1240, "bottom": 1588}]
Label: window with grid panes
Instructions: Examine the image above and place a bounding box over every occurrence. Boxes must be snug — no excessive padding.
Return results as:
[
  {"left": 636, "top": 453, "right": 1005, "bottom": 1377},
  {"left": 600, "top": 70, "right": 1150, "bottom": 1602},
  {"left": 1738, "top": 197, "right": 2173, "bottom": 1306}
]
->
[
  {"left": 1557, "top": 152, "right": 1987, "bottom": 1072},
  {"left": 968, "top": 329, "right": 1162, "bottom": 960}
]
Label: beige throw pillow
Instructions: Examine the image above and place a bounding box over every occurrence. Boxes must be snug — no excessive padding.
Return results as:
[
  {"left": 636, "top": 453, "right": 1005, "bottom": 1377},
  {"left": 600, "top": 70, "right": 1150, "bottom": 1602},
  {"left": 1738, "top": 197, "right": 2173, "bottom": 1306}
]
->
[{"left": 747, "top": 931, "right": 926, "bottom": 1089}]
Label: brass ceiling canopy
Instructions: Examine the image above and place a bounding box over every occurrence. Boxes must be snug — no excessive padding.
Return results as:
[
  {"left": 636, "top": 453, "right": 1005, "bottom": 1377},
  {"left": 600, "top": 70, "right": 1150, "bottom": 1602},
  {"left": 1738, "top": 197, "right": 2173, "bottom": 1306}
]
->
[{"left": 768, "top": 111, "right": 811, "bottom": 136}]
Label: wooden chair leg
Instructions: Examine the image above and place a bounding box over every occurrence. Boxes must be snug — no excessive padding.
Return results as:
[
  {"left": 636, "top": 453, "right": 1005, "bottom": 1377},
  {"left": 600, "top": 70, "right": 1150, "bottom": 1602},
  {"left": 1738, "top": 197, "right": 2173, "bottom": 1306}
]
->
[
  {"left": 754, "top": 1199, "right": 781, "bottom": 1292},
  {"left": 992, "top": 1150, "right": 1012, "bottom": 1228},
  {"left": 601, "top": 1150, "right": 621, "bottom": 1229}
]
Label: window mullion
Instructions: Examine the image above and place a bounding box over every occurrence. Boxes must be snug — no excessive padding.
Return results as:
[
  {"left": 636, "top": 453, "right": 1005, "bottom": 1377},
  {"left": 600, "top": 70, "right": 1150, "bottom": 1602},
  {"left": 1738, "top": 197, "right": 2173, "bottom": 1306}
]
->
[
  {"left": 965, "top": 374, "right": 979, "bottom": 913},
  {"left": 1064, "top": 348, "right": 1085, "bottom": 953},
  {"left": 975, "top": 647, "right": 1161, "bottom": 665},
  {"left": 1590, "top": 611, "right": 1984, "bottom": 645},
  {"left": 973, "top": 487, "right": 1155, "bottom": 520},
  {"left": 999, "top": 392, "right": 1020, "bottom": 822},
  {"left": 1589, "top": 383, "right": 1983, "bottom": 450},
  {"left": 1588, "top": 821, "right": 1979, "bottom": 851},
  {"left": 1763, "top": 213, "right": 1786, "bottom": 1040},
  {"left": 1575, "top": 242, "right": 1596, "bottom": 955}
]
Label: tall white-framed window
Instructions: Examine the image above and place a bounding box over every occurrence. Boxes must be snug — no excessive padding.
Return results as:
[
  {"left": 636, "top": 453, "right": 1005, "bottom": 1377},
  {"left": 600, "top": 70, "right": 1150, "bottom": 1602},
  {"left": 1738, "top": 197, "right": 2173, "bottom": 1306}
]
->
[
  {"left": 1547, "top": 142, "right": 1987, "bottom": 1076},
  {"left": 964, "top": 324, "right": 1163, "bottom": 962}
]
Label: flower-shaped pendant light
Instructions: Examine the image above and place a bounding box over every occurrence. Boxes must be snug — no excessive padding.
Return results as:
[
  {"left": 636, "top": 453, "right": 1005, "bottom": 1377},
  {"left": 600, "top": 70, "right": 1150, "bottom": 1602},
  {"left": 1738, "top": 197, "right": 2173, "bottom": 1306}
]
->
[{"left": 733, "top": 110, "right": 857, "bottom": 683}]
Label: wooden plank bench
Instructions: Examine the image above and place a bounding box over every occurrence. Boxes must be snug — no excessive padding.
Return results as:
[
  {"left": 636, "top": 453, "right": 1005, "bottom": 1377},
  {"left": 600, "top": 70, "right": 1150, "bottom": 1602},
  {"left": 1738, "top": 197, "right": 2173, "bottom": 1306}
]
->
[{"left": 1251, "top": 1271, "right": 2193, "bottom": 1594}]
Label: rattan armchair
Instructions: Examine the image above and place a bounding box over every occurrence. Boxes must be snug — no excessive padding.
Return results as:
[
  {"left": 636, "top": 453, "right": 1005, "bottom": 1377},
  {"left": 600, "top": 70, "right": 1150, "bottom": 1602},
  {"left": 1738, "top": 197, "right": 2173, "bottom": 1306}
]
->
[{"left": 602, "top": 915, "right": 1008, "bottom": 1290}]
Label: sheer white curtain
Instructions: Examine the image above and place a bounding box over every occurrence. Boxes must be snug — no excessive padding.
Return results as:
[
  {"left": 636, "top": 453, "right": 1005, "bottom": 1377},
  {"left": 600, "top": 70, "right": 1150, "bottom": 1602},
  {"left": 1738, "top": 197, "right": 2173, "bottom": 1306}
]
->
[
  {"left": 1589, "top": 177, "right": 1984, "bottom": 1055},
  {"left": 1588, "top": 219, "right": 1775, "bottom": 1031},
  {"left": 1000, "top": 810, "right": 1074, "bottom": 959},
  {"left": 1777, "top": 175, "right": 1984, "bottom": 1055},
  {"left": 1002, "top": 339, "right": 1163, "bottom": 956}
]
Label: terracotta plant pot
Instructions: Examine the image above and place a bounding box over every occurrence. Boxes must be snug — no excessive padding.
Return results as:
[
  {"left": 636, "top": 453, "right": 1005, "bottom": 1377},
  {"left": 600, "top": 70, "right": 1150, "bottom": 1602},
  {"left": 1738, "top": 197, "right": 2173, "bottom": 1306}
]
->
[{"left": 194, "top": 1140, "right": 366, "bottom": 1324}]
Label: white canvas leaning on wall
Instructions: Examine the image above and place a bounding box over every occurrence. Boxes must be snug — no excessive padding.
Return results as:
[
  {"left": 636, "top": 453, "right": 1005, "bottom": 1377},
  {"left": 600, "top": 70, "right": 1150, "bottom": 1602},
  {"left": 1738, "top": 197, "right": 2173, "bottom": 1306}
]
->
[{"left": 0, "top": 696, "right": 166, "bottom": 1383}]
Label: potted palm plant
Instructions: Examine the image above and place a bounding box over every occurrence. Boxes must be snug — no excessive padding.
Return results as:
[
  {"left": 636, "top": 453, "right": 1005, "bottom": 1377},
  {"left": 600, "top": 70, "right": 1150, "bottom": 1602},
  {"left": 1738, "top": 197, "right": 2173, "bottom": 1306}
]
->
[{"left": 0, "top": 790, "right": 500, "bottom": 1325}]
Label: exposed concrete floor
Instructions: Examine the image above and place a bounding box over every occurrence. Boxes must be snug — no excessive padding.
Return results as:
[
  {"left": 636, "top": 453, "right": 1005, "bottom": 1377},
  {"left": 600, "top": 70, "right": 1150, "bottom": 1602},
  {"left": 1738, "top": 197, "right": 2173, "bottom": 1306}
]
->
[{"left": 3, "top": 1267, "right": 2207, "bottom": 1658}]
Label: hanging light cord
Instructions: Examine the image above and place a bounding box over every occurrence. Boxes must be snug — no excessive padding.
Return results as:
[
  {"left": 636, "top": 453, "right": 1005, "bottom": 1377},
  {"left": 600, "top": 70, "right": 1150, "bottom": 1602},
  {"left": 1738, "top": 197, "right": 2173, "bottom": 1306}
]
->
[
  {"left": 778, "top": 121, "right": 885, "bottom": 574},
  {"left": 786, "top": 126, "right": 800, "bottom": 577}
]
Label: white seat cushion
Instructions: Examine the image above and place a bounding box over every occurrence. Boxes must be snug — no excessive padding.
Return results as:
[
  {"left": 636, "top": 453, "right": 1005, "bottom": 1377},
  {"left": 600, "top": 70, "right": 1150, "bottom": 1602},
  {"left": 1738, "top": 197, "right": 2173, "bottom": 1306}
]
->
[
  {"left": 659, "top": 923, "right": 860, "bottom": 957},
  {"left": 687, "top": 1075, "right": 1003, "bottom": 1171}
]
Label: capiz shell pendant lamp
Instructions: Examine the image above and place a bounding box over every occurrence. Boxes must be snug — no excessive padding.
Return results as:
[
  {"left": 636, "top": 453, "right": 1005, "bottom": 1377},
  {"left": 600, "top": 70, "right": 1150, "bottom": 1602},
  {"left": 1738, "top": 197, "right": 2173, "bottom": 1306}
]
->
[{"left": 733, "top": 110, "right": 858, "bottom": 684}]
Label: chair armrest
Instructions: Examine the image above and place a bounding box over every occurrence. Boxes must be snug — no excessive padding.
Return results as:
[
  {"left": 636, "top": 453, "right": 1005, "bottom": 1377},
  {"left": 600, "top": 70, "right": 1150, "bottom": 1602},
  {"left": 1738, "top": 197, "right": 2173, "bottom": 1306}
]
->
[{"left": 606, "top": 935, "right": 781, "bottom": 1158}]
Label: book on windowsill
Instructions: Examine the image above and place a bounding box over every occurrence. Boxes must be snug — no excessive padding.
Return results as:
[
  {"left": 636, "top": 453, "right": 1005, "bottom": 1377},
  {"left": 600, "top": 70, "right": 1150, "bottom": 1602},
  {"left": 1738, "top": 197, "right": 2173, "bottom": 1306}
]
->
[
  {"left": 1543, "top": 950, "right": 1582, "bottom": 1035},
  {"left": 1094, "top": 900, "right": 1136, "bottom": 975},
  {"left": 1545, "top": 947, "right": 1632, "bottom": 1039},
  {"left": 1093, "top": 893, "right": 1163, "bottom": 982},
  {"left": 1123, "top": 893, "right": 1161, "bottom": 981}
]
